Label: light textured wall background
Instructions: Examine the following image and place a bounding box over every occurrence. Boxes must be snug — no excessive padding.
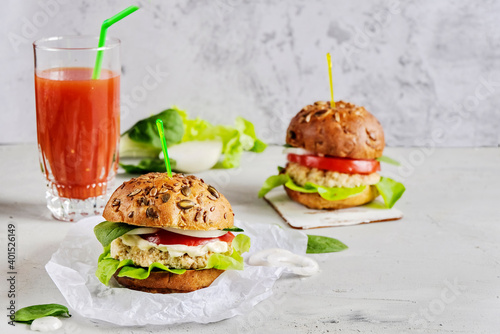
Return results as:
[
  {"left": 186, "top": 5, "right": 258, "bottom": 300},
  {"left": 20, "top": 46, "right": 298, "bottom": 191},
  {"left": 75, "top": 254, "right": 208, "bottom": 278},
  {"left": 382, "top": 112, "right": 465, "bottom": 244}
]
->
[{"left": 1, "top": 0, "right": 499, "bottom": 146}]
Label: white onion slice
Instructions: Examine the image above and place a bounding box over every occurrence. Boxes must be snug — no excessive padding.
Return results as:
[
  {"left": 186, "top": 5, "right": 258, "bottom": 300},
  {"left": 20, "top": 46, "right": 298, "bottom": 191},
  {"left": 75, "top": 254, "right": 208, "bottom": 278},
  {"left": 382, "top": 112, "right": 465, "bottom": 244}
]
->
[
  {"left": 248, "top": 248, "right": 319, "bottom": 276},
  {"left": 282, "top": 147, "right": 315, "bottom": 156},
  {"left": 161, "top": 140, "right": 223, "bottom": 173},
  {"left": 126, "top": 228, "right": 160, "bottom": 235},
  {"left": 161, "top": 226, "right": 228, "bottom": 238}
]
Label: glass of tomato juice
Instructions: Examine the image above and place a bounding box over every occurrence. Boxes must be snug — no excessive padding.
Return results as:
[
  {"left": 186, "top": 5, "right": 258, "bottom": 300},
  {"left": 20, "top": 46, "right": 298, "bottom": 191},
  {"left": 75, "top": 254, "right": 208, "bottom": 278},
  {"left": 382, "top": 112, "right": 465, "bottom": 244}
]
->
[{"left": 33, "top": 36, "right": 120, "bottom": 221}]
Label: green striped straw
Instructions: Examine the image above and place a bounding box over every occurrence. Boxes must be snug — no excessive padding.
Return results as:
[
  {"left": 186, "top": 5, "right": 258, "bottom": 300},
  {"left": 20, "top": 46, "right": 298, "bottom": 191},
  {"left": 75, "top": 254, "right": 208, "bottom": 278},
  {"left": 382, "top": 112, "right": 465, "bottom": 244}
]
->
[{"left": 92, "top": 5, "right": 139, "bottom": 80}]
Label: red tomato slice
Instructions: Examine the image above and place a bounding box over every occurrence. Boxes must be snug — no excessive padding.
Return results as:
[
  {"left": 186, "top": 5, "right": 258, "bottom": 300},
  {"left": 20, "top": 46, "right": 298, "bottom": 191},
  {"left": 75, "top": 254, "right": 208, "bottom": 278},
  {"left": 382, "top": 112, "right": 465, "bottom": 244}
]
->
[
  {"left": 287, "top": 153, "right": 380, "bottom": 174},
  {"left": 141, "top": 230, "right": 235, "bottom": 247}
]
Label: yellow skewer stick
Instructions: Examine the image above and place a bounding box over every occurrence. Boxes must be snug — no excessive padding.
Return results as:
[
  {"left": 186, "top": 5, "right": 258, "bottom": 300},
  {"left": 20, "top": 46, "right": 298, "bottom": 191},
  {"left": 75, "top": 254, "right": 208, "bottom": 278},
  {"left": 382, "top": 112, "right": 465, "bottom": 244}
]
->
[{"left": 326, "top": 53, "right": 335, "bottom": 109}]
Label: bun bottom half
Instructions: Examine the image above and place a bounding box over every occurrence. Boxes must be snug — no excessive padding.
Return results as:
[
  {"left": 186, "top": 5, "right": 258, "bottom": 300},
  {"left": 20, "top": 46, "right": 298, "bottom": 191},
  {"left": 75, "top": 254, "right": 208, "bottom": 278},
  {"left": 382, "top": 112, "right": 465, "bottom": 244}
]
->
[
  {"left": 114, "top": 268, "right": 224, "bottom": 294},
  {"left": 284, "top": 184, "right": 379, "bottom": 210}
]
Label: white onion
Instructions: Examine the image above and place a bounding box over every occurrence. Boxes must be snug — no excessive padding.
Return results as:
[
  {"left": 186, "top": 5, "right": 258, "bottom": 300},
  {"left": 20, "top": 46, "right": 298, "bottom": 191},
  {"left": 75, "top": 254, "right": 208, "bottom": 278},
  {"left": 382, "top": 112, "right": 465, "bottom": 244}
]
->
[
  {"left": 161, "top": 226, "right": 228, "bottom": 238},
  {"left": 126, "top": 227, "right": 227, "bottom": 238},
  {"left": 161, "top": 140, "right": 223, "bottom": 173},
  {"left": 282, "top": 147, "right": 314, "bottom": 156},
  {"left": 248, "top": 248, "right": 319, "bottom": 276}
]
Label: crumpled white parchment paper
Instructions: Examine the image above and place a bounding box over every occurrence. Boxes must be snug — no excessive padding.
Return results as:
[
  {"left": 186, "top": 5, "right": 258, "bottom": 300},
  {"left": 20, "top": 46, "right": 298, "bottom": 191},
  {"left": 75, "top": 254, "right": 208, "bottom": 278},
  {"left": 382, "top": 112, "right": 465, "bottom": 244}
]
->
[{"left": 45, "top": 216, "right": 307, "bottom": 326}]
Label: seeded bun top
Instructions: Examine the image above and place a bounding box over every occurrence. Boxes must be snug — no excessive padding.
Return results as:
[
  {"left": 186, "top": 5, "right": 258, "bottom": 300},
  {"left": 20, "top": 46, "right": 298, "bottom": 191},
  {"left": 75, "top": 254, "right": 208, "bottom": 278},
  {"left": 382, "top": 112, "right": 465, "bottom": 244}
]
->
[
  {"left": 103, "top": 172, "right": 233, "bottom": 230},
  {"left": 286, "top": 101, "right": 385, "bottom": 159}
]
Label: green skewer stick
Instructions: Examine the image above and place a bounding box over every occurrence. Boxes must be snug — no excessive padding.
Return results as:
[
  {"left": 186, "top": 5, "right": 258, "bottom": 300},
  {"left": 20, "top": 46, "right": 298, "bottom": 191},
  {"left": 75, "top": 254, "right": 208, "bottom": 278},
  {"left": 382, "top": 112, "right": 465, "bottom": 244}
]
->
[
  {"left": 92, "top": 5, "right": 139, "bottom": 80},
  {"left": 156, "top": 119, "right": 173, "bottom": 178}
]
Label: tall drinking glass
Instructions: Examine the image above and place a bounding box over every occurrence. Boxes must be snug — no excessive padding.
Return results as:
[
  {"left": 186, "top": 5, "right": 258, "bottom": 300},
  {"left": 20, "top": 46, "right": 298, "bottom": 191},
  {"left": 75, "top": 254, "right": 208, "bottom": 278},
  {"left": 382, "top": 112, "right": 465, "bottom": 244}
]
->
[{"left": 33, "top": 36, "right": 120, "bottom": 221}]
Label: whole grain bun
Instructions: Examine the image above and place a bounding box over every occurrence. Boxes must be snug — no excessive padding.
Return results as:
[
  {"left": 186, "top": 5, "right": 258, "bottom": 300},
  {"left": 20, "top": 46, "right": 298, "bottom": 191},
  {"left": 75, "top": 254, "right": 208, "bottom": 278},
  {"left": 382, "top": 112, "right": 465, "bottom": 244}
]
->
[
  {"left": 284, "top": 184, "right": 379, "bottom": 210},
  {"left": 114, "top": 268, "right": 224, "bottom": 294},
  {"left": 286, "top": 101, "right": 384, "bottom": 159},
  {"left": 103, "top": 172, "right": 233, "bottom": 230}
]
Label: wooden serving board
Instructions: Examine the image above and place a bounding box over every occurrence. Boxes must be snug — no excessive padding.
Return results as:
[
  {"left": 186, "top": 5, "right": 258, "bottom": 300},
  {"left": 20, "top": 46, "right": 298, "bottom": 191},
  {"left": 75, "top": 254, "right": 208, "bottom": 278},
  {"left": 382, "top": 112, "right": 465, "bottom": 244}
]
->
[{"left": 264, "top": 187, "right": 403, "bottom": 229}]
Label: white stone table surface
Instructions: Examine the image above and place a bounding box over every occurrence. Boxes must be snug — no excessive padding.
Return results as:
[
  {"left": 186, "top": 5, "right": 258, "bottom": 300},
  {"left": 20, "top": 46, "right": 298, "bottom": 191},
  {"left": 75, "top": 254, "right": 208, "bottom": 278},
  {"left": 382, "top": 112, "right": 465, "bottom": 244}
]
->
[{"left": 0, "top": 144, "right": 499, "bottom": 333}]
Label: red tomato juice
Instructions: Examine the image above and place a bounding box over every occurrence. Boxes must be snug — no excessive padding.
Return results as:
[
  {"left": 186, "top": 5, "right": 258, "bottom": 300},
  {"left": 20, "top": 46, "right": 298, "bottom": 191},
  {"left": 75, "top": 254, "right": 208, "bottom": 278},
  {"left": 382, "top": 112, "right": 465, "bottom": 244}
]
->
[{"left": 35, "top": 67, "right": 120, "bottom": 200}]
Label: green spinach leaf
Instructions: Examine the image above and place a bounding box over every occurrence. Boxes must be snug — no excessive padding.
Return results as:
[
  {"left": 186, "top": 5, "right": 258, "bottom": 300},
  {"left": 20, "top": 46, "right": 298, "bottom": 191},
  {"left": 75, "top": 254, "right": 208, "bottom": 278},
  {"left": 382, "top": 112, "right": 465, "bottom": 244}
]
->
[
  {"left": 120, "top": 108, "right": 184, "bottom": 158},
  {"left": 306, "top": 235, "right": 348, "bottom": 254},
  {"left": 120, "top": 158, "right": 176, "bottom": 174},
  {"left": 94, "top": 221, "right": 137, "bottom": 247},
  {"left": 13, "top": 304, "right": 70, "bottom": 324}
]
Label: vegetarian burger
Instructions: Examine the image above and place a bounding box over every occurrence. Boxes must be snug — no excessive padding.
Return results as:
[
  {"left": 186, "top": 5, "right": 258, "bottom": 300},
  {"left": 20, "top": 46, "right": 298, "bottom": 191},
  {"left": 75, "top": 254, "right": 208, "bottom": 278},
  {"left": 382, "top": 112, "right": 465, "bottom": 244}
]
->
[
  {"left": 259, "top": 100, "right": 405, "bottom": 210},
  {"left": 94, "top": 172, "right": 249, "bottom": 293}
]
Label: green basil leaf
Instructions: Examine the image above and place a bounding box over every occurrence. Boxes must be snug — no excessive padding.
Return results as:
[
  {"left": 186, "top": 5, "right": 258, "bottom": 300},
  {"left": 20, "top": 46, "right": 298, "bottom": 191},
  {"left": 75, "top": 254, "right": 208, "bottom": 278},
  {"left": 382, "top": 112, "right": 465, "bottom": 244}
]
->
[
  {"left": 375, "top": 177, "right": 405, "bottom": 208},
  {"left": 376, "top": 155, "right": 401, "bottom": 166},
  {"left": 222, "top": 227, "right": 244, "bottom": 232},
  {"left": 94, "top": 221, "right": 137, "bottom": 247},
  {"left": 306, "top": 235, "right": 348, "bottom": 254},
  {"left": 283, "top": 143, "right": 293, "bottom": 148},
  {"left": 120, "top": 158, "right": 176, "bottom": 174},
  {"left": 14, "top": 304, "right": 70, "bottom": 324},
  {"left": 258, "top": 174, "right": 289, "bottom": 198}
]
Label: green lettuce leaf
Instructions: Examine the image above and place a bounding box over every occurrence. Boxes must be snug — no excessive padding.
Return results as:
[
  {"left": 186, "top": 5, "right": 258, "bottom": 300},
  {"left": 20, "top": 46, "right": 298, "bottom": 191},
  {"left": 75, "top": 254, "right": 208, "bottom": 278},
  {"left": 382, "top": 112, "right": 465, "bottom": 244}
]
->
[
  {"left": 375, "top": 177, "right": 405, "bottom": 208},
  {"left": 376, "top": 155, "right": 401, "bottom": 166},
  {"left": 305, "top": 183, "right": 366, "bottom": 201},
  {"left": 95, "top": 233, "right": 251, "bottom": 286},
  {"left": 258, "top": 174, "right": 366, "bottom": 201},
  {"left": 258, "top": 174, "right": 289, "bottom": 198},
  {"left": 96, "top": 256, "right": 124, "bottom": 285},
  {"left": 235, "top": 117, "right": 268, "bottom": 153},
  {"left": 232, "top": 233, "right": 251, "bottom": 253},
  {"left": 13, "top": 304, "right": 71, "bottom": 324},
  {"left": 95, "top": 246, "right": 187, "bottom": 285},
  {"left": 306, "top": 235, "right": 348, "bottom": 254},
  {"left": 205, "top": 234, "right": 250, "bottom": 271},
  {"left": 259, "top": 173, "right": 405, "bottom": 208},
  {"left": 117, "top": 261, "right": 187, "bottom": 279},
  {"left": 177, "top": 109, "right": 267, "bottom": 168}
]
